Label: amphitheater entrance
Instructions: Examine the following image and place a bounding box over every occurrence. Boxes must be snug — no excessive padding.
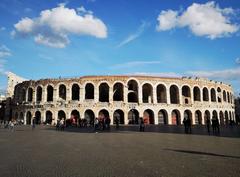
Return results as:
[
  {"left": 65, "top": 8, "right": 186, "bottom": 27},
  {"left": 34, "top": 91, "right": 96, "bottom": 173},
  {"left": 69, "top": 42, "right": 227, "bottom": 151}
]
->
[
  {"left": 35, "top": 111, "right": 41, "bottom": 124},
  {"left": 225, "top": 111, "right": 229, "bottom": 125},
  {"left": 113, "top": 109, "right": 124, "bottom": 124},
  {"left": 158, "top": 109, "right": 168, "bottom": 125},
  {"left": 45, "top": 111, "right": 53, "bottom": 124},
  {"left": 184, "top": 110, "right": 192, "bottom": 125},
  {"left": 219, "top": 111, "right": 224, "bottom": 125},
  {"left": 171, "top": 110, "right": 181, "bottom": 125},
  {"left": 204, "top": 110, "right": 210, "bottom": 124},
  {"left": 143, "top": 109, "right": 154, "bottom": 124},
  {"left": 26, "top": 111, "right": 32, "bottom": 125},
  {"left": 128, "top": 109, "right": 139, "bottom": 124},
  {"left": 58, "top": 110, "right": 66, "bottom": 120},
  {"left": 195, "top": 110, "right": 202, "bottom": 125},
  {"left": 99, "top": 109, "right": 109, "bottom": 120},
  {"left": 84, "top": 110, "right": 95, "bottom": 126},
  {"left": 71, "top": 110, "right": 80, "bottom": 126}
]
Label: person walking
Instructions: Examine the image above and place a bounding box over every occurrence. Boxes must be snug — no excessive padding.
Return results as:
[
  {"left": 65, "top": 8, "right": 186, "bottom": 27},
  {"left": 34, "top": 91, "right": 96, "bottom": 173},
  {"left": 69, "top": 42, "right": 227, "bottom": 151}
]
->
[
  {"left": 183, "top": 117, "right": 188, "bottom": 134},
  {"left": 56, "top": 119, "right": 60, "bottom": 131},
  {"left": 9, "top": 120, "right": 14, "bottom": 132},
  {"left": 60, "top": 118, "right": 65, "bottom": 131},
  {"left": 94, "top": 118, "right": 99, "bottom": 132}
]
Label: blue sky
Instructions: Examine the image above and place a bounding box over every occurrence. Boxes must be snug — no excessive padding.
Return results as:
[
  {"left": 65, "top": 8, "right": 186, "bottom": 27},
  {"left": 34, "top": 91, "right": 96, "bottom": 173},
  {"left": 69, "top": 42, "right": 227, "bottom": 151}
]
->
[{"left": 0, "top": 0, "right": 240, "bottom": 95}]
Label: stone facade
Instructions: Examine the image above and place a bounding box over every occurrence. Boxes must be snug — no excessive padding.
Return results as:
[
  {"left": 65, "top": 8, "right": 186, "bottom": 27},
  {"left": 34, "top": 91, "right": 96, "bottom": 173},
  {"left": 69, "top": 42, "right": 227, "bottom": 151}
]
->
[{"left": 11, "top": 75, "right": 235, "bottom": 125}]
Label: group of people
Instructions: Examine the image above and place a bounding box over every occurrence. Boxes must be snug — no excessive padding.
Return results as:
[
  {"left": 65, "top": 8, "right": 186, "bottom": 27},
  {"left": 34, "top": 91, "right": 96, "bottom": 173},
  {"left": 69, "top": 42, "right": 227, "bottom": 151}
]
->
[
  {"left": 56, "top": 118, "right": 65, "bottom": 131},
  {"left": 94, "top": 117, "right": 111, "bottom": 131}
]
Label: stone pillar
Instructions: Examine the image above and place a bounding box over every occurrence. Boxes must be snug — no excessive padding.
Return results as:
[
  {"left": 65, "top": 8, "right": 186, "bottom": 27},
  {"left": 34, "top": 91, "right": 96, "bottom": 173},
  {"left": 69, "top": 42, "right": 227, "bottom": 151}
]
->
[
  {"left": 66, "top": 86, "right": 71, "bottom": 102},
  {"left": 138, "top": 86, "right": 142, "bottom": 104},
  {"left": 42, "top": 87, "right": 47, "bottom": 103},
  {"left": 80, "top": 86, "right": 84, "bottom": 102},
  {"left": 191, "top": 88, "right": 194, "bottom": 104},
  {"left": 95, "top": 85, "right": 99, "bottom": 103},
  {"left": 154, "top": 110, "right": 158, "bottom": 124},
  {"left": 153, "top": 86, "right": 157, "bottom": 104},
  {"left": 124, "top": 87, "right": 128, "bottom": 103},
  {"left": 124, "top": 110, "right": 128, "bottom": 125},
  {"left": 179, "top": 87, "right": 182, "bottom": 105},
  {"left": 109, "top": 85, "right": 113, "bottom": 103},
  {"left": 32, "top": 90, "right": 36, "bottom": 103},
  {"left": 53, "top": 87, "right": 58, "bottom": 102},
  {"left": 166, "top": 86, "right": 170, "bottom": 104}
]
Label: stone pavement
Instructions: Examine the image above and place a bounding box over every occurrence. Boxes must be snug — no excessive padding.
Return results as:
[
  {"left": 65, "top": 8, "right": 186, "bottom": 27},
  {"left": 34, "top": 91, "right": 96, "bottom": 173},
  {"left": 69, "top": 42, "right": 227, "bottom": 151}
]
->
[{"left": 0, "top": 125, "right": 240, "bottom": 177}]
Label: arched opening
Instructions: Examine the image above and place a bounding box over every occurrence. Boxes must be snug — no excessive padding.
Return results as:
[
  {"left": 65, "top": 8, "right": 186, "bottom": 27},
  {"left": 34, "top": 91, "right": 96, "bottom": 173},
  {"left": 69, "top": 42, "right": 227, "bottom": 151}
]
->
[
  {"left": 212, "top": 110, "right": 218, "bottom": 120},
  {"left": 72, "top": 84, "right": 80, "bottom": 101},
  {"left": 85, "top": 83, "right": 94, "bottom": 99},
  {"left": 27, "top": 88, "right": 33, "bottom": 102},
  {"left": 47, "top": 85, "right": 54, "bottom": 102},
  {"left": 211, "top": 88, "right": 216, "bottom": 102},
  {"left": 203, "top": 87, "right": 209, "bottom": 101},
  {"left": 113, "top": 109, "right": 124, "bottom": 124},
  {"left": 128, "top": 109, "right": 139, "bottom": 124},
  {"left": 143, "top": 109, "right": 154, "bottom": 124},
  {"left": 182, "top": 85, "right": 191, "bottom": 104},
  {"left": 127, "top": 80, "right": 138, "bottom": 103},
  {"left": 21, "top": 89, "right": 26, "bottom": 102},
  {"left": 35, "top": 111, "right": 41, "bottom": 124},
  {"left": 195, "top": 110, "right": 202, "bottom": 125},
  {"left": 113, "top": 83, "right": 123, "bottom": 101},
  {"left": 157, "top": 84, "right": 167, "bottom": 103},
  {"left": 204, "top": 110, "right": 210, "bottom": 124},
  {"left": 36, "top": 86, "right": 42, "bottom": 102},
  {"left": 171, "top": 110, "right": 181, "bottom": 125},
  {"left": 142, "top": 83, "right": 153, "bottom": 103},
  {"left": 225, "top": 111, "right": 229, "bottom": 125},
  {"left": 229, "top": 111, "right": 232, "bottom": 121},
  {"left": 98, "top": 109, "right": 110, "bottom": 121},
  {"left": 84, "top": 109, "right": 95, "bottom": 126},
  {"left": 227, "top": 92, "right": 230, "bottom": 103},
  {"left": 26, "top": 111, "right": 32, "bottom": 125},
  {"left": 71, "top": 110, "right": 80, "bottom": 125},
  {"left": 184, "top": 110, "right": 192, "bottom": 125},
  {"left": 99, "top": 83, "right": 109, "bottom": 102},
  {"left": 223, "top": 90, "right": 226, "bottom": 102},
  {"left": 193, "top": 87, "right": 201, "bottom": 101},
  {"left": 58, "top": 110, "right": 66, "bottom": 120},
  {"left": 45, "top": 111, "right": 53, "bottom": 124},
  {"left": 219, "top": 111, "right": 224, "bottom": 125},
  {"left": 217, "top": 87, "right": 222, "bottom": 103},
  {"left": 170, "top": 85, "right": 179, "bottom": 104},
  {"left": 158, "top": 109, "right": 168, "bottom": 125},
  {"left": 59, "top": 84, "right": 66, "bottom": 100}
]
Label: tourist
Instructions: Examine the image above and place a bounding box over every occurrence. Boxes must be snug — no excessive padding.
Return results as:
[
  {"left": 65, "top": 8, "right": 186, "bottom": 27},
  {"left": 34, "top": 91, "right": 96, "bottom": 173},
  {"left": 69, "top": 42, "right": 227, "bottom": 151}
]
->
[
  {"left": 9, "top": 120, "right": 14, "bottom": 132},
  {"left": 56, "top": 119, "right": 60, "bottom": 131},
  {"left": 139, "top": 118, "right": 145, "bottom": 132},
  {"left": 206, "top": 118, "right": 211, "bottom": 134},
  {"left": 60, "top": 118, "right": 65, "bottom": 131},
  {"left": 115, "top": 117, "right": 120, "bottom": 129},
  {"left": 94, "top": 118, "right": 99, "bottom": 132},
  {"left": 183, "top": 117, "right": 188, "bottom": 134}
]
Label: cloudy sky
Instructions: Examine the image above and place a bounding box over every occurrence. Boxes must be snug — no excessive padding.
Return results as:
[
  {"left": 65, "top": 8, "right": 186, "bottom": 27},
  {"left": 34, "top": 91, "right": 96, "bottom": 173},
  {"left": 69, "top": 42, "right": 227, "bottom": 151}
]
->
[{"left": 0, "top": 0, "right": 240, "bottom": 94}]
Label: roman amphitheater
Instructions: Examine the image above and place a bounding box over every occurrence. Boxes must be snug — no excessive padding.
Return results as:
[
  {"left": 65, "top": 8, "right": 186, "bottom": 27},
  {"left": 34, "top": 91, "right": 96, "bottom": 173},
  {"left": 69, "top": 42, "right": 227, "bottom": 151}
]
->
[{"left": 12, "top": 75, "right": 235, "bottom": 126}]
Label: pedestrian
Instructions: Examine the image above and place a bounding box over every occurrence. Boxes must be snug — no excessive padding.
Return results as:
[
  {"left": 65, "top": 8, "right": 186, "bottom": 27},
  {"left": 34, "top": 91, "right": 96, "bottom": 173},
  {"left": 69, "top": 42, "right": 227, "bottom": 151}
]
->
[
  {"left": 9, "top": 120, "right": 14, "bottom": 132},
  {"left": 115, "top": 117, "right": 120, "bottom": 129},
  {"left": 212, "top": 118, "right": 216, "bottom": 134},
  {"left": 139, "top": 118, "right": 145, "bottom": 132},
  {"left": 56, "top": 119, "right": 60, "bottom": 131},
  {"left": 183, "top": 117, "right": 188, "bottom": 134},
  {"left": 216, "top": 117, "right": 220, "bottom": 134},
  {"left": 60, "top": 118, "right": 65, "bottom": 131},
  {"left": 206, "top": 118, "right": 211, "bottom": 134},
  {"left": 94, "top": 118, "right": 99, "bottom": 132},
  {"left": 32, "top": 117, "right": 36, "bottom": 130}
]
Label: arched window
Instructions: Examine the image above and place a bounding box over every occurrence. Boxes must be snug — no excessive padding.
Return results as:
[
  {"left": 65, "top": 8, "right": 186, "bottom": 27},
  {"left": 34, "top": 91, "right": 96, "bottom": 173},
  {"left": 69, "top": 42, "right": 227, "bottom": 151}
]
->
[
  {"left": 171, "top": 110, "right": 181, "bottom": 125},
  {"left": 158, "top": 110, "right": 168, "bottom": 125},
  {"left": 27, "top": 88, "right": 33, "bottom": 102},
  {"left": 182, "top": 85, "right": 191, "bottom": 104},
  {"left": 195, "top": 110, "right": 202, "bottom": 125},
  {"left": 47, "top": 85, "right": 54, "bottom": 102},
  {"left": 127, "top": 80, "right": 138, "bottom": 103},
  {"left": 184, "top": 110, "right": 192, "bottom": 125},
  {"left": 35, "top": 111, "right": 41, "bottom": 124},
  {"left": 113, "top": 109, "right": 124, "bottom": 124},
  {"left": 203, "top": 87, "right": 209, "bottom": 101},
  {"left": 113, "top": 83, "right": 123, "bottom": 101},
  {"left": 143, "top": 109, "right": 155, "bottom": 124},
  {"left": 59, "top": 84, "right": 66, "bottom": 100},
  {"left": 72, "top": 84, "right": 80, "bottom": 100},
  {"left": 193, "top": 87, "right": 201, "bottom": 101},
  {"left": 223, "top": 90, "right": 226, "bottom": 102},
  {"left": 157, "top": 84, "right": 167, "bottom": 103},
  {"left": 58, "top": 110, "right": 66, "bottom": 120},
  {"left": 85, "top": 83, "right": 94, "bottom": 99},
  {"left": 211, "top": 88, "right": 216, "bottom": 102},
  {"left": 170, "top": 85, "right": 179, "bottom": 104},
  {"left": 46, "top": 111, "right": 53, "bottom": 124},
  {"left": 36, "top": 86, "right": 42, "bottom": 102},
  {"left": 217, "top": 87, "right": 222, "bottom": 103},
  {"left": 142, "top": 83, "right": 153, "bottom": 103},
  {"left": 99, "top": 83, "right": 109, "bottom": 102},
  {"left": 128, "top": 109, "right": 139, "bottom": 124},
  {"left": 84, "top": 109, "right": 95, "bottom": 125}
]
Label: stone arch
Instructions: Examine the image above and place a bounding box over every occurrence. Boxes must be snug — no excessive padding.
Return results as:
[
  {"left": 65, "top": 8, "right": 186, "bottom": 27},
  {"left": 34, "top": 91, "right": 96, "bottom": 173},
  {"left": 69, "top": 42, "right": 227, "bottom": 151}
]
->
[
  {"left": 27, "top": 87, "right": 33, "bottom": 102},
  {"left": 219, "top": 111, "right": 224, "bottom": 125},
  {"left": 71, "top": 110, "right": 80, "bottom": 125},
  {"left": 128, "top": 109, "right": 139, "bottom": 124},
  {"left": 113, "top": 82, "right": 124, "bottom": 101},
  {"left": 223, "top": 90, "right": 226, "bottom": 102},
  {"left": 47, "top": 85, "right": 54, "bottom": 102},
  {"left": 184, "top": 110, "right": 193, "bottom": 125},
  {"left": 225, "top": 111, "right": 229, "bottom": 124},
  {"left": 193, "top": 86, "right": 201, "bottom": 101},
  {"left": 170, "top": 85, "right": 179, "bottom": 104},
  {"left": 59, "top": 84, "right": 67, "bottom": 100},
  {"left": 182, "top": 85, "right": 191, "bottom": 104},
  {"left": 143, "top": 109, "right": 154, "bottom": 124},
  {"left": 58, "top": 110, "right": 66, "bottom": 120},
  {"left": 36, "top": 86, "right": 42, "bottom": 102},
  {"left": 45, "top": 111, "right": 53, "bottom": 124},
  {"left": 195, "top": 110, "right": 202, "bottom": 125},
  {"left": 158, "top": 109, "right": 168, "bottom": 125},
  {"left": 72, "top": 84, "right": 80, "bottom": 101},
  {"left": 227, "top": 92, "right": 230, "bottom": 103},
  {"left": 171, "top": 109, "right": 181, "bottom": 125},
  {"left": 211, "top": 88, "right": 216, "bottom": 102},
  {"left": 204, "top": 110, "right": 210, "bottom": 124},
  {"left": 84, "top": 109, "right": 95, "bottom": 125},
  {"left": 142, "top": 83, "right": 153, "bottom": 103},
  {"left": 202, "top": 87, "right": 209, "bottom": 101},
  {"left": 99, "top": 83, "right": 109, "bottom": 102},
  {"left": 229, "top": 111, "right": 232, "bottom": 120},
  {"left": 217, "top": 87, "right": 222, "bottom": 102},
  {"left": 156, "top": 84, "right": 167, "bottom": 103},
  {"left": 113, "top": 109, "right": 124, "bottom": 124},
  {"left": 98, "top": 109, "right": 110, "bottom": 120},
  {"left": 127, "top": 80, "right": 138, "bottom": 103},
  {"left": 85, "top": 83, "right": 94, "bottom": 99},
  {"left": 212, "top": 110, "right": 218, "bottom": 119},
  {"left": 26, "top": 111, "right": 32, "bottom": 125},
  {"left": 35, "top": 111, "right": 41, "bottom": 124}
]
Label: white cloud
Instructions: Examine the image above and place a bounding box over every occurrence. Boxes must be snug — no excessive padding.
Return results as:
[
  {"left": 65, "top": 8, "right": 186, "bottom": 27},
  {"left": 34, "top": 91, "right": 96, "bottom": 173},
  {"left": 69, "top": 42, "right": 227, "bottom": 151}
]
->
[
  {"left": 156, "top": 1, "right": 239, "bottom": 39},
  {"left": 131, "top": 72, "right": 181, "bottom": 78},
  {"left": 117, "top": 21, "right": 149, "bottom": 48},
  {"left": 111, "top": 60, "right": 161, "bottom": 69},
  {"left": 236, "top": 58, "right": 240, "bottom": 64},
  {"left": 0, "top": 45, "right": 11, "bottom": 75},
  {"left": 13, "top": 4, "right": 107, "bottom": 48},
  {"left": 0, "top": 27, "right": 6, "bottom": 31},
  {"left": 24, "top": 8, "right": 32, "bottom": 13}
]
